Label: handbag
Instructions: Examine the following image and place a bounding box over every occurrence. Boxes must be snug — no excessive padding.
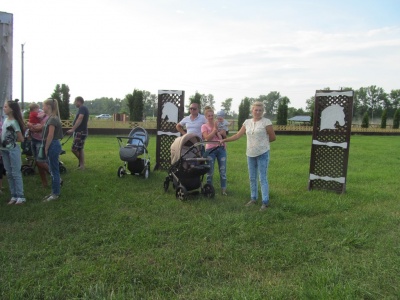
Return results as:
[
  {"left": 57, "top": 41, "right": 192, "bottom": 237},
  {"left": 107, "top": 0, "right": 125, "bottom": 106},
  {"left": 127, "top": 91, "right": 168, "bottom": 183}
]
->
[
  {"left": 38, "top": 118, "right": 50, "bottom": 160},
  {"left": 37, "top": 143, "right": 46, "bottom": 160}
]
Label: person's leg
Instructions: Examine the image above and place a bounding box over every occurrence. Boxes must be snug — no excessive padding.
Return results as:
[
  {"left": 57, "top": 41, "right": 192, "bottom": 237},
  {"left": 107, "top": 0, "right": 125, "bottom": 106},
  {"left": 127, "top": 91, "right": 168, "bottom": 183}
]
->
[
  {"left": 205, "top": 149, "right": 216, "bottom": 185},
  {"left": 257, "top": 151, "right": 270, "bottom": 205},
  {"left": 1, "top": 150, "right": 17, "bottom": 201},
  {"left": 47, "top": 140, "right": 61, "bottom": 196},
  {"left": 247, "top": 156, "right": 258, "bottom": 201},
  {"left": 216, "top": 147, "right": 227, "bottom": 194},
  {"left": 8, "top": 146, "right": 25, "bottom": 202},
  {"left": 72, "top": 131, "right": 87, "bottom": 169},
  {"left": 79, "top": 149, "right": 85, "bottom": 169},
  {"left": 36, "top": 161, "right": 49, "bottom": 187},
  {"left": 32, "top": 139, "right": 49, "bottom": 187}
]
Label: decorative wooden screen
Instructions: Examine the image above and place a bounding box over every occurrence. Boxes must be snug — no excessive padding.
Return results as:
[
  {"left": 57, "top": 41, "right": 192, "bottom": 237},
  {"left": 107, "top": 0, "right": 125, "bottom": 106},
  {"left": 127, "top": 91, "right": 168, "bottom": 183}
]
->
[
  {"left": 308, "top": 90, "right": 353, "bottom": 193},
  {"left": 154, "top": 90, "right": 185, "bottom": 171}
]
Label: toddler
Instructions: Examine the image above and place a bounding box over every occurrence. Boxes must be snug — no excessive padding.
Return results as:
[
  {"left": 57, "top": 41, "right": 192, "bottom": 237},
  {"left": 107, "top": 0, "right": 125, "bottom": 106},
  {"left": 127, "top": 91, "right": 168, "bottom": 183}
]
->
[
  {"left": 28, "top": 103, "right": 45, "bottom": 125},
  {"left": 216, "top": 110, "right": 230, "bottom": 137}
]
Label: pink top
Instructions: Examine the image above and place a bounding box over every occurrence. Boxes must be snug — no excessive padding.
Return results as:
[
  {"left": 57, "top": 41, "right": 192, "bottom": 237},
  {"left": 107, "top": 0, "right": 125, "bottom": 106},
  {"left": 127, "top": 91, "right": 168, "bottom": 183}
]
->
[{"left": 201, "top": 123, "right": 225, "bottom": 150}]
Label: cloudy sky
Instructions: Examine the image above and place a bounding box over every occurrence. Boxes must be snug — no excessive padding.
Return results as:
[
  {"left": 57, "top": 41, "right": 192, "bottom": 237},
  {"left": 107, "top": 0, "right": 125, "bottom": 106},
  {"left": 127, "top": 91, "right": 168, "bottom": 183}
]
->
[{"left": 2, "top": 0, "right": 400, "bottom": 111}]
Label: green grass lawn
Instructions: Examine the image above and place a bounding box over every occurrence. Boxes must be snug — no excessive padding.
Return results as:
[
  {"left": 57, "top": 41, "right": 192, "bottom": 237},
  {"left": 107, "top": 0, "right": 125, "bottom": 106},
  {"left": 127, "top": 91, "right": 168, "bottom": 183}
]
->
[{"left": 1, "top": 135, "right": 399, "bottom": 299}]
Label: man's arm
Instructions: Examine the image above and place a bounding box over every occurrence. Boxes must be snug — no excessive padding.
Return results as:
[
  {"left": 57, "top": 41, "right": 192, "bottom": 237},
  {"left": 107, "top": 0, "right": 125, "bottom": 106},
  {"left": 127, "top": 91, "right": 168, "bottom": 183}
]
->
[
  {"left": 176, "top": 123, "right": 186, "bottom": 135},
  {"left": 66, "top": 114, "right": 84, "bottom": 134}
]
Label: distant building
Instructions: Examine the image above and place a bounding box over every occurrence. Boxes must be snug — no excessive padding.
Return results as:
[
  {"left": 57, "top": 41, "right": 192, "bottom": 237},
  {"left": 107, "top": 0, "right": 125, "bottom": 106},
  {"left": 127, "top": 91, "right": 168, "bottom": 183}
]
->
[{"left": 288, "top": 116, "right": 311, "bottom": 125}]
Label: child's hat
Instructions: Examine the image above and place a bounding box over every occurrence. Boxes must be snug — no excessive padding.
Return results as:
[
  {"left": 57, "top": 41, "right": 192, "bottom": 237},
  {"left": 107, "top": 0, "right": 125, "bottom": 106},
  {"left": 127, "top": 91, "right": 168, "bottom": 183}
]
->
[{"left": 217, "top": 110, "right": 225, "bottom": 117}]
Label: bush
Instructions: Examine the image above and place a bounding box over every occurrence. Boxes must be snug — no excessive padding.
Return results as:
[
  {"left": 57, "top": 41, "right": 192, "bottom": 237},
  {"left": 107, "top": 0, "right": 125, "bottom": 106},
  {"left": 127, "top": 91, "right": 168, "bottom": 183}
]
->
[
  {"left": 393, "top": 109, "right": 400, "bottom": 129},
  {"left": 380, "top": 109, "right": 387, "bottom": 129},
  {"left": 361, "top": 112, "right": 369, "bottom": 128}
]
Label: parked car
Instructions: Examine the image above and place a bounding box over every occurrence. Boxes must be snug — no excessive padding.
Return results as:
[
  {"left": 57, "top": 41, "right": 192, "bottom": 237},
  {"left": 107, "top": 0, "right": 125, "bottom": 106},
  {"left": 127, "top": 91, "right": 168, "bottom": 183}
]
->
[{"left": 96, "top": 114, "right": 112, "bottom": 119}]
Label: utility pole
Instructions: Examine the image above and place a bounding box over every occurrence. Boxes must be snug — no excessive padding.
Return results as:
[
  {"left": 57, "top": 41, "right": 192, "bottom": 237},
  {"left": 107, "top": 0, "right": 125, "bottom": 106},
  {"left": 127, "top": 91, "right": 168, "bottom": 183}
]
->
[{"left": 21, "top": 43, "right": 25, "bottom": 110}]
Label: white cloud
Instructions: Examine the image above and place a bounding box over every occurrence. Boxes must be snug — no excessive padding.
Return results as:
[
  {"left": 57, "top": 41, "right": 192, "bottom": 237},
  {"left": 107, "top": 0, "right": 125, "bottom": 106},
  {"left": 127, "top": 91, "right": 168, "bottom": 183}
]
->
[{"left": 2, "top": 0, "right": 400, "bottom": 110}]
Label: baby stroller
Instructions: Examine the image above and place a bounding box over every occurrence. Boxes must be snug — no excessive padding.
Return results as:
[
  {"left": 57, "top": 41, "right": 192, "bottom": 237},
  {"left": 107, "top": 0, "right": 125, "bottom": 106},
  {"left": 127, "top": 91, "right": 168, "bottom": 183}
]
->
[
  {"left": 163, "top": 133, "right": 216, "bottom": 200},
  {"left": 117, "top": 127, "right": 150, "bottom": 179},
  {"left": 20, "top": 131, "right": 69, "bottom": 176},
  {"left": 21, "top": 132, "right": 35, "bottom": 176}
]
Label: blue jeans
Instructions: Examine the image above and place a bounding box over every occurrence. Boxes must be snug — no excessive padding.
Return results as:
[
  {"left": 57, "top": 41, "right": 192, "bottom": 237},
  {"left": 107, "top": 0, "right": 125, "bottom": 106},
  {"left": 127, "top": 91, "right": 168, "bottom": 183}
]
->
[
  {"left": 1, "top": 145, "right": 25, "bottom": 198},
  {"left": 205, "top": 146, "right": 227, "bottom": 189},
  {"left": 247, "top": 151, "right": 270, "bottom": 205},
  {"left": 47, "top": 140, "right": 61, "bottom": 195}
]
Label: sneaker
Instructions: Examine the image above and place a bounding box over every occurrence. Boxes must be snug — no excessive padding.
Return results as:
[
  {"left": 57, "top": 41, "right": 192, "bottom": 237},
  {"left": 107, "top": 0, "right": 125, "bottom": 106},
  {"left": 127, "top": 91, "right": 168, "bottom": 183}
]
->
[
  {"left": 15, "top": 198, "right": 26, "bottom": 205},
  {"left": 222, "top": 190, "right": 228, "bottom": 196},
  {"left": 260, "top": 204, "right": 269, "bottom": 211},
  {"left": 42, "top": 194, "right": 52, "bottom": 200},
  {"left": 245, "top": 200, "right": 257, "bottom": 206},
  {"left": 43, "top": 194, "right": 59, "bottom": 202},
  {"left": 8, "top": 197, "right": 17, "bottom": 205}
]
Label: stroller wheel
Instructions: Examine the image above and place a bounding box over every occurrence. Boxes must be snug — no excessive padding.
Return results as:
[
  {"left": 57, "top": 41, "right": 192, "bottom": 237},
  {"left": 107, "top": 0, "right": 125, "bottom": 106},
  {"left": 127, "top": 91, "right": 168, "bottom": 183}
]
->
[
  {"left": 59, "top": 165, "right": 67, "bottom": 174},
  {"left": 202, "top": 183, "right": 215, "bottom": 198},
  {"left": 176, "top": 186, "right": 188, "bottom": 201},
  {"left": 144, "top": 165, "right": 150, "bottom": 179},
  {"left": 163, "top": 177, "right": 170, "bottom": 192},
  {"left": 117, "top": 166, "right": 125, "bottom": 178},
  {"left": 22, "top": 167, "right": 35, "bottom": 176}
]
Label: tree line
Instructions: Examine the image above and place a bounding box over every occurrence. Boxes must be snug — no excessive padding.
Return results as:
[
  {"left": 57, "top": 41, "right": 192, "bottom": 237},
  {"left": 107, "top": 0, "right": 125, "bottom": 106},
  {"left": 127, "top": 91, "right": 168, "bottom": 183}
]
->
[{"left": 29, "top": 84, "right": 400, "bottom": 128}]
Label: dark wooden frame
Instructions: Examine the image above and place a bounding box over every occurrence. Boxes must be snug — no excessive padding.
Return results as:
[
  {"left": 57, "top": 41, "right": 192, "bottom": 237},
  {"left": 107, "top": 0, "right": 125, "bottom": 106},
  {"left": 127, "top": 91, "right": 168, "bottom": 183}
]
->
[
  {"left": 154, "top": 90, "right": 185, "bottom": 171},
  {"left": 308, "top": 90, "right": 354, "bottom": 193}
]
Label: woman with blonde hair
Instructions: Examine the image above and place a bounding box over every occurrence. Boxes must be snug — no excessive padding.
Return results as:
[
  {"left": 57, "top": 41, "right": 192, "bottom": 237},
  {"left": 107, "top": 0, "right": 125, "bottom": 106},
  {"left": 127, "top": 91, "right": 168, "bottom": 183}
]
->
[
  {"left": 42, "top": 98, "right": 63, "bottom": 201},
  {"left": 221, "top": 101, "right": 276, "bottom": 211},
  {"left": 201, "top": 107, "right": 228, "bottom": 195}
]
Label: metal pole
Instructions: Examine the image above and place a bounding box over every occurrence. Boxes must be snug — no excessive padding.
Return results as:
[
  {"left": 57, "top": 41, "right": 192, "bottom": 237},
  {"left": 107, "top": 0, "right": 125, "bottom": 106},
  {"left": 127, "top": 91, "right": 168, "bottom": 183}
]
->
[{"left": 21, "top": 43, "right": 25, "bottom": 110}]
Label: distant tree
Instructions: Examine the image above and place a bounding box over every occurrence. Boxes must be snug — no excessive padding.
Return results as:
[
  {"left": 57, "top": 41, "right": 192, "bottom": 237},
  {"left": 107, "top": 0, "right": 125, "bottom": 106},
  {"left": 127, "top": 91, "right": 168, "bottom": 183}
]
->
[
  {"left": 287, "top": 107, "right": 306, "bottom": 119},
  {"left": 260, "top": 92, "right": 280, "bottom": 116},
  {"left": 201, "top": 94, "right": 215, "bottom": 110},
  {"left": 238, "top": 98, "right": 251, "bottom": 130},
  {"left": 380, "top": 109, "right": 387, "bottom": 129},
  {"left": 305, "top": 96, "right": 315, "bottom": 113},
  {"left": 354, "top": 87, "right": 368, "bottom": 119},
  {"left": 143, "top": 91, "right": 157, "bottom": 117},
  {"left": 125, "top": 89, "right": 144, "bottom": 121},
  {"left": 188, "top": 92, "right": 202, "bottom": 113},
  {"left": 393, "top": 109, "right": 400, "bottom": 129},
  {"left": 221, "top": 98, "right": 233, "bottom": 116},
  {"left": 361, "top": 112, "right": 369, "bottom": 128},
  {"left": 366, "top": 85, "right": 386, "bottom": 122},
  {"left": 51, "top": 84, "right": 70, "bottom": 120},
  {"left": 276, "top": 96, "right": 290, "bottom": 125}
]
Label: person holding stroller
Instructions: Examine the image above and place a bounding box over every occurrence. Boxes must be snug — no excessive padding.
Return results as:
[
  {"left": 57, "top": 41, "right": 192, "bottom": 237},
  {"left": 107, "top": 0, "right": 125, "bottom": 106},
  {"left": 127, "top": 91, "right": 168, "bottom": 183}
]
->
[
  {"left": 221, "top": 101, "right": 276, "bottom": 211},
  {"left": 202, "top": 107, "right": 228, "bottom": 196},
  {"left": 42, "top": 98, "right": 63, "bottom": 202}
]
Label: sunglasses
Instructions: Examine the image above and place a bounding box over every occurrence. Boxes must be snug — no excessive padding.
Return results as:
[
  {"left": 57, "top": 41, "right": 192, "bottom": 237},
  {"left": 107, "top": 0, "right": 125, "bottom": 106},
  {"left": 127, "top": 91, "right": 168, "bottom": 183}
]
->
[{"left": 189, "top": 107, "right": 198, "bottom": 110}]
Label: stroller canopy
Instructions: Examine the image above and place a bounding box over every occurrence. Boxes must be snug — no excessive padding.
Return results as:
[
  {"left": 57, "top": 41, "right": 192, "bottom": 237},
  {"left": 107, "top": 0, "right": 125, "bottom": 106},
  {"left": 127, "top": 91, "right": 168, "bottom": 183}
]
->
[{"left": 170, "top": 133, "right": 201, "bottom": 165}]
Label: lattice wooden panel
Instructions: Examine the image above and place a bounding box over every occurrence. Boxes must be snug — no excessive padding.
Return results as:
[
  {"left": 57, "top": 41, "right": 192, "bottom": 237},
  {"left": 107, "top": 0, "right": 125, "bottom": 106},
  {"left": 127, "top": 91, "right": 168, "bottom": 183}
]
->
[
  {"left": 154, "top": 90, "right": 185, "bottom": 170},
  {"left": 308, "top": 90, "right": 353, "bottom": 193}
]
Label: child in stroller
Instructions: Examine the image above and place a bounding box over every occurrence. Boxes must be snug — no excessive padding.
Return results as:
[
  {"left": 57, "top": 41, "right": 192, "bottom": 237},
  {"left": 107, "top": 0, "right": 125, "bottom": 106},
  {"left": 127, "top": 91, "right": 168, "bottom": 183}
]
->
[
  {"left": 164, "top": 133, "right": 217, "bottom": 200},
  {"left": 117, "top": 127, "right": 150, "bottom": 179}
]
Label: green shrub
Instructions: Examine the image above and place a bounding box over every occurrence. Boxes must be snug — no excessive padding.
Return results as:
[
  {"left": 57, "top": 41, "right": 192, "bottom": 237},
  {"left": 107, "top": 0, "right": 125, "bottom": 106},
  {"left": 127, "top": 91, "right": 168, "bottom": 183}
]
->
[
  {"left": 361, "top": 112, "right": 369, "bottom": 128},
  {"left": 393, "top": 109, "right": 400, "bottom": 129},
  {"left": 380, "top": 109, "right": 387, "bottom": 129}
]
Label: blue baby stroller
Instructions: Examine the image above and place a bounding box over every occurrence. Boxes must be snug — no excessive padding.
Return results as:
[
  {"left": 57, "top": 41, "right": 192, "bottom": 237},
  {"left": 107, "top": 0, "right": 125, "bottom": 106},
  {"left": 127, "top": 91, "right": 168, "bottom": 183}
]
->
[{"left": 116, "top": 127, "right": 150, "bottom": 179}]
